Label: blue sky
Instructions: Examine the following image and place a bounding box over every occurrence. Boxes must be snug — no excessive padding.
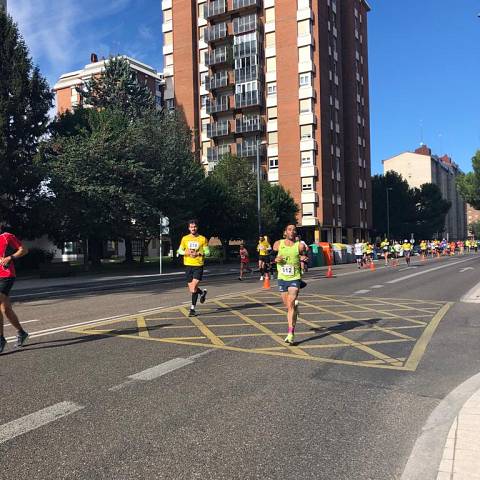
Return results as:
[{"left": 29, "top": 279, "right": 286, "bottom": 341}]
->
[{"left": 9, "top": 0, "right": 480, "bottom": 174}]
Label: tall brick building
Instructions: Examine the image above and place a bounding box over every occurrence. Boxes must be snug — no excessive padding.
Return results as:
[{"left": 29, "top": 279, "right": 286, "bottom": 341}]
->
[{"left": 162, "top": 0, "right": 372, "bottom": 243}]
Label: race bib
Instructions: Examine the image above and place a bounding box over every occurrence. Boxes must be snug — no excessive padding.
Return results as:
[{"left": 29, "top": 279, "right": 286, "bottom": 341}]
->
[
  {"left": 281, "top": 265, "right": 295, "bottom": 276},
  {"left": 188, "top": 241, "right": 200, "bottom": 250}
]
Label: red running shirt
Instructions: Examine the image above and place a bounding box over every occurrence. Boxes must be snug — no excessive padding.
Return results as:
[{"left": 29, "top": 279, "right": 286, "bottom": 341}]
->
[{"left": 0, "top": 233, "right": 22, "bottom": 278}]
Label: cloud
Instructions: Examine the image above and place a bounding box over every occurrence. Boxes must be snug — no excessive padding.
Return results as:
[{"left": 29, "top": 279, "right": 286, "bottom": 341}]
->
[{"left": 9, "top": 0, "right": 132, "bottom": 85}]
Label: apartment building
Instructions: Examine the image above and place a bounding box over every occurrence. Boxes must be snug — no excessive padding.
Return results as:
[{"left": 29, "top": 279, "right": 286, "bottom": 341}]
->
[
  {"left": 162, "top": 0, "right": 372, "bottom": 243},
  {"left": 383, "top": 144, "right": 467, "bottom": 240},
  {"left": 0, "top": 0, "right": 6, "bottom": 12},
  {"left": 53, "top": 54, "right": 164, "bottom": 115}
]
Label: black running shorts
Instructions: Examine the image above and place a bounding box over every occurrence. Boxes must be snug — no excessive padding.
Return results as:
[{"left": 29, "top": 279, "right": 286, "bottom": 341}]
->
[
  {"left": 0, "top": 277, "right": 15, "bottom": 296},
  {"left": 185, "top": 266, "right": 204, "bottom": 283}
]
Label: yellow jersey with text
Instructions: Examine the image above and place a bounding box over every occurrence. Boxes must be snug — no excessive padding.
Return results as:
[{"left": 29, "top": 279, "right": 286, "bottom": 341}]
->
[
  {"left": 179, "top": 234, "right": 209, "bottom": 267},
  {"left": 257, "top": 240, "right": 271, "bottom": 257}
]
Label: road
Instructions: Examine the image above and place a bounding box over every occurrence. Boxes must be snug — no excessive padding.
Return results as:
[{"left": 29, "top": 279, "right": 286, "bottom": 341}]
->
[{"left": 1, "top": 254, "right": 480, "bottom": 479}]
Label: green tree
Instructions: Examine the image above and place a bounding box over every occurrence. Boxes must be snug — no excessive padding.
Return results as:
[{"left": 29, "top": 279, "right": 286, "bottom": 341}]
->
[
  {"left": 457, "top": 150, "right": 480, "bottom": 209},
  {"left": 0, "top": 11, "right": 53, "bottom": 237},
  {"left": 469, "top": 221, "right": 480, "bottom": 238},
  {"left": 261, "top": 182, "right": 299, "bottom": 242},
  {"left": 413, "top": 183, "right": 451, "bottom": 239},
  {"left": 80, "top": 56, "right": 155, "bottom": 119},
  {"left": 372, "top": 172, "right": 417, "bottom": 238}
]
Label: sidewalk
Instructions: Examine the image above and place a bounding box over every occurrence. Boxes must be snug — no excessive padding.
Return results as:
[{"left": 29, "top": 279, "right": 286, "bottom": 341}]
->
[{"left": 437, "top": 387, "right": 480, "bottom": 479}]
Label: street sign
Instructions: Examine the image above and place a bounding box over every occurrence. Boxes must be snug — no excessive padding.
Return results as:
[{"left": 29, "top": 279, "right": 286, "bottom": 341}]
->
[
  {"left": 161, "top": 217, "right": 169, "bottom": 227},
  {"left": 161, "top": 226, "right": 169, "bottom": 235}
]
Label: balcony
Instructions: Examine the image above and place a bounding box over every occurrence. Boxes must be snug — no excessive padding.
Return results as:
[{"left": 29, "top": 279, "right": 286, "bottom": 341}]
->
[
  {"left": 205, "top": 46, "right": 233, "bottom": 67},
  {"left": 204, "top": 22, "right": 228, "bottom": 43},
  {"left": 207, "top": 144, "right": 231, "bottom": 163},
  {"left": 233, "top": 39, "right": 261, "bottom": 59},
  {"left": 234, "top": 64, "right": 262, "bottom": 83},
  {"left": 207, "top": 120, "right": 230, "bottom": 138},
  {"left": 206, "top": 0, "right": 227, "bottom": 19},
  {"left": 205, "top": 96, "right": 230, "bottom": 114},
  {"left": 237, "top": 140, "right": 264, "bottom": 158},
  {"left": 235, "top": 90, "right": 262, "bottom": 108},
  {"left": 205, "top": 71, "right": 229, "bottom": 90},
  {"left": 235, "top": 115, "right": 264, "bottom": 133},
  {"left": 232, "top": 0, "right": 262, "bottom": 11},
  {"left": 233, "top": 14, "right": 259, "bottom": 35}
]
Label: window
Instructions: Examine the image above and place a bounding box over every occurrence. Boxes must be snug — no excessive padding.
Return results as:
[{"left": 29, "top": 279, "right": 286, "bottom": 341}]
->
[
  {"left": 298, "top": 46, "right": 312, "bottom": 63},
  {"left": 302, "top": 179, "right": 313, "bottom": 191},
  {"left": 268, "top": 132, "right": 278, "bottom": 144},
  {"left": 163, "top": 9, "right": 172, "bottom": 22},
  {"left": 301, "top": 151, "right": 314, "bottom": 165},
  {"left": 268, "top": 107, "right": 278, "bottom": 120},
  {"left": 202, "top": 142, "right": 209, "bottom": 156},
  {"left": 198, "top": 3, "right": 205, "bottom": 19},
  {"left": 297, "top": 19, "right": 311, "bottom": 36},
  {"left": 303, "top": 204, "right": 314, "bottom": 216},
  {"left": 165, "top": 54, "right": 173, "bottom": 66},
  {"left": 299, "top": 72, "right": 312, "bottom": 86},
  {"left": 200, "top": 95, "right": 208, "bottom": 108},
  {"left": 299, "top": 98, "right": 313, "bottom": 113},
  {"left": 164, "top": 31, "right": 173, "bottom": 45},
  {"left": 266, "top": 57, "right": 276, "bottom": 72},
  {"left": 265, "top": 32, "right": 276, "bottom": 48},
  {"left": 300, "top": 125, "right": 313, "bottom": 139},
  {"left": 265, "top": 7, "right": 275, "bottom": 23},
  {"left": 269, "top": 157, "right": 278, "bottom": 169},
  {"left": 165, "top": 98, "right": 175, "bottom": 110},
  {"left": 200, "top": 72, "right": 207, "bottom": 86},
  {"left": 267, "top": 82, "right": 277, "bottom": 96}
]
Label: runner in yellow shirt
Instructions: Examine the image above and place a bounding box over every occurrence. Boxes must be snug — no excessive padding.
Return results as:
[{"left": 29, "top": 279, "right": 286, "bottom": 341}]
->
[
  {"left": 402, "top": 240, "right": 412, "bottom": 266},
  {"left": 177, "top": 219, "right": 210, "bottom": 316},
  {"left": 257, "top": 235, "right": 271, "bottom": 281}
]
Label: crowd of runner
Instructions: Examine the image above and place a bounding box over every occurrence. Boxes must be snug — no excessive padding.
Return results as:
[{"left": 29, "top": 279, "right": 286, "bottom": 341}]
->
[{"left": 1, "top": 219, "right": 479, "bottom": 354}]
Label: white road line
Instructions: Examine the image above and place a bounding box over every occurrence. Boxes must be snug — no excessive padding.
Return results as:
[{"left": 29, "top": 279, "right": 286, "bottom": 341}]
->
[
  {"left": 353, "top": 289, "right": 370, "bottom": 295},
  {"left": 5, "top": 319, "right": 39, "bottom": 327},
  {"left": 4, "top": 314, "right": 129, "bottom": 343},
  {"left": 460, "top": 267, "right": 474, "bottom": 272},
  {"left": 370, "top": 285, "right": 384, "bottom": 289},
  {"left": 0, "top": 401, "right": 84, "bottom": 445},
  {"left": 386, "top": 258, "right": 477, "bottom": 285},
  {"left": 461, "top": 280, "right": 480, "bottom": 303},
  {"left": 127, "top": 358, "right": 194, "bottom": 381}
]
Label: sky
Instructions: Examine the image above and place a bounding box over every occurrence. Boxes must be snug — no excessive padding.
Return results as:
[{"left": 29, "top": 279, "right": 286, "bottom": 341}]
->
[{"left": 8, "top": 0, "right": 480, "bottom": 174}]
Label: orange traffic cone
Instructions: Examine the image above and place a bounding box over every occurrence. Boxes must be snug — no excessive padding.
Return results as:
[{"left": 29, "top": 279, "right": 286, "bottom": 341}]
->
[
  {"left": 263, "top": 275, "right": 271, "bottom": 289},
  {"left": 369, "top": 261, "right": 375, "bottom": 271},
  {"left": 326, "top": 265, "right": 333, "bottom": 278}
]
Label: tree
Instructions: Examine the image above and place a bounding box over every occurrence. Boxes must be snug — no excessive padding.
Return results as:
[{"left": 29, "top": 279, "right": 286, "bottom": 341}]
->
[
  {"left": 39, "top": 108, "right": 205, "bottom": 264},
  {"left": 457, "top": 150, "right": 480, "bottom": 209},
  {"left": 372, "top": 172, "right": 416, "bottom": 238},
  {"left": 80, "top": 56, "right": 155, "bottom": 119},
  {"left": 261, "top": 183, "right": 299, "bottom": 242},
  {"left": 468, "top": 221, "right": 480, "bottom": 239},
  {"left": 413, "top": 183, "right": 451, "bottom": 239},
  {"left": 0, "top": 11, "right": 53, "bottom": 238}
]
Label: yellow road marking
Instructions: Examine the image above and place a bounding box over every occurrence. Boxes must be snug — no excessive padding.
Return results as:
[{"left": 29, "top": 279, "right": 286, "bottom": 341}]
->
[
  {"left": 136, "top": 315, "right": 150, "bottom": 338},
  {"left": 214, "top": 299, "right": 310, "bottom": 357},
  {"left": 68, "top": 326, "right": 410, "bottom": 370},
  {"left": 403, "top": 302, "right": 453, "bottom": 371},
  {"left": 180, "top": 307, "right": 225, "bottom": 346}
]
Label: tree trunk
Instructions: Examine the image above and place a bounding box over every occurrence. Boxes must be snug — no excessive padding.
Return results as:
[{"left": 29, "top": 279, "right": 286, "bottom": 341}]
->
[
  {"left": 140, "top": 238, "right": 150, "bottom": 264},
  {"left": 124, "top": 237, "right": 134, "bottom": 264},
  {"left": 89, "top": 238, "right": 102, "bottom": 267}
]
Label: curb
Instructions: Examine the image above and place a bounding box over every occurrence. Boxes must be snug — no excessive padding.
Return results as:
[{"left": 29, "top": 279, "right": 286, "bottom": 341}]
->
[{"left": 401, "top": 372, "right": 480, "bottom": 480}]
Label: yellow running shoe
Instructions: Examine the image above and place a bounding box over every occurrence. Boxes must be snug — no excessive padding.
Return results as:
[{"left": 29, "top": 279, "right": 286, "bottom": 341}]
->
[{"left": 284, "top": 333, "right": 295, "bottom": 345}]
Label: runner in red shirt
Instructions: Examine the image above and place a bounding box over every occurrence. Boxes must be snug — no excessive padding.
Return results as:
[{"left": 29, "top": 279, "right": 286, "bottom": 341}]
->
[
  {"left": 238, "top": 243, "right": 252, "bottom": 280},
  {"left": 0, "top": 231, "right": 29, "bottom": 353}
]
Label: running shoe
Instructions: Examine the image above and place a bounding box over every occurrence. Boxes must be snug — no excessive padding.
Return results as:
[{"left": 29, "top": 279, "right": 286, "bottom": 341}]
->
[
  {"left": 0, "top": 336, "right": 6, "bottom": 354},
  {"left": 16, "top": 330, "right": 29, "bottom": 348},
  {"left": 284, "top": 333, "right": 295, "bottom": 345},
  {"left": 188, "top": 309, "right": 197, "bottom": 317},
  {"left": 238, "top": 277, "right": 242, "bottom": 281},
  {"left": 260, "top": 276, "right": 264, "bottom": 281},
  {"left": 200, "top": 289, "right": 207, "bottom": 304}
]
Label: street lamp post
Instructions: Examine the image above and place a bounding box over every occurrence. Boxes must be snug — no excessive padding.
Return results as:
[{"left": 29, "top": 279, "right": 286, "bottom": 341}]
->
[
  {"left": 386, "top": 187, "right": 393, "bottom": 239},
  {"left": 256, "top": 137, "right": 267, "bottom": 237}
]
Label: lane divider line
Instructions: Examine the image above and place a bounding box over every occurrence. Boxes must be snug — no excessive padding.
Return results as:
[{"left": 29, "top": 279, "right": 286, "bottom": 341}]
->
[{"left": 0, "top": 401, "right": 84, "bottom": 445}]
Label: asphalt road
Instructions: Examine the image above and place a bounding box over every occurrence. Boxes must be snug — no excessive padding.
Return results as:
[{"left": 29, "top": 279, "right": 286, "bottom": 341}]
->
[{"left": 1, "top": 254, "right": 480, "bottom": 479}]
